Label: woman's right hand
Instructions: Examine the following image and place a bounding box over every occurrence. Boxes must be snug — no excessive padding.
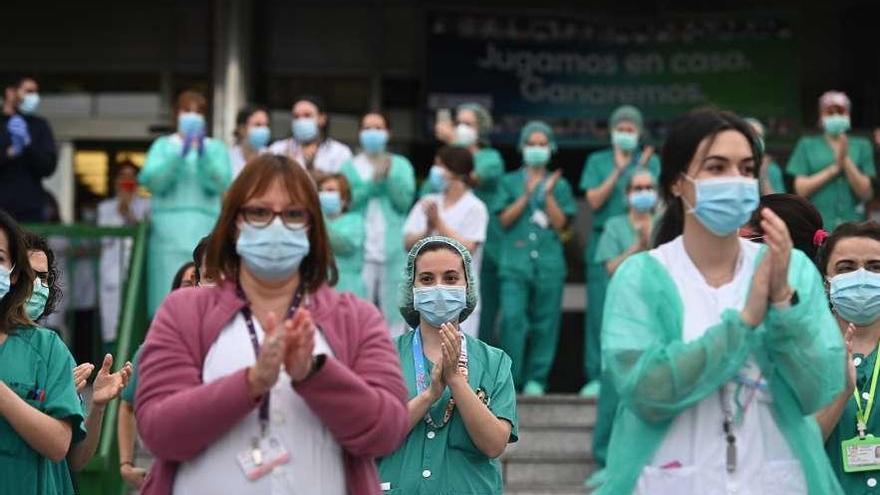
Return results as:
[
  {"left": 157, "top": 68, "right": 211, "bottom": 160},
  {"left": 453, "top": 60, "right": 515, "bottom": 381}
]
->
[
  {"left": 427, "top": 356, "right": 445, "bottom": 402},
  {"left": 72, "top": 363, "right": 95, "bottom": 393},
  {"left": 741, "top": 251, "right": 771, "bottom": 328},
  {"left": 434, "top": 119, "right": 455, "bottom": 144},
  {"left": 120, "top": 464, "right": 147, "bottom": 488},
  {"left": 843, "top": 323, "right": 856, "bottom": 394},
  {"left": 247, "top": 311, "right": 288, "bottom": 399}
]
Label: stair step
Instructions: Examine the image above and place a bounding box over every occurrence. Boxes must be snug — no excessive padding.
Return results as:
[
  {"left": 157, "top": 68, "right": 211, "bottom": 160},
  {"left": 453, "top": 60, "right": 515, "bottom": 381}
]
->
[
  {"left": 507, "top": 425, "right": 592, "bottom": 456},
  {"left": 503, "top": 451, "right": 595, "bottom": 487},
  {"left": 517, "top": 394, "right": 597, "bottom": 428}
]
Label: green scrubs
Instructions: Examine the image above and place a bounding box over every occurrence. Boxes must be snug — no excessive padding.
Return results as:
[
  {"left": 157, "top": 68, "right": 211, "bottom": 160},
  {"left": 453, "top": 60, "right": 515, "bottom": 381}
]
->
[
  {"left": 825, "top": 346, "right": 880, "bottom": 493},
  {"left": 787, "top": 134, "right": 876, "bottom": 230},
  {"left": 140, "top": 135, "right": 231, "bottom": 316},
  {"left": 378, "top": 330, "right": 518, "bottom": 495},
  {"left": 120, "top": 345, "right": 143, "bottom": 406},
  {"left": 420, "top": 147, "right": 506, "bottom": 345},
  {"left": 0, "top": 326, "right": 86, "bottom": 495},
  {"left": 579, "top": 148, "right": 660, "bottom": 384},
  {"left": 497, "top": 168, "right": 577, "bottom": 389},
  {"left": 326, "top": 211, "right": 367, "bottom": 298},
  {"left": 765, "top": 161, "right": 787, "bottom": 194}
]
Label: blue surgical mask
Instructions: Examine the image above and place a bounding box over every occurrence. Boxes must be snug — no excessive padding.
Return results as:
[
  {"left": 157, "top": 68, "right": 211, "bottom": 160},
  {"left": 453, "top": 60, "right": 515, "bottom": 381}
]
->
[
  {"left": 612, "top": 131, "right": 639, "bottom": 152},
  {"left": 292, "top": 118, "right": 319, "bottom": 142},
  {"left": 629, "top": 190, "right": 657, "bottom": 212},
  {"left": 830, "top": 269, "right": 880, "bottom": 326},
  {"left": 0, "top": 265, "right": 10, "bottom": 301},
  {"left": 360, "top": 129, "right": 388, "bottom": 154},
  {"left": 822, "top": 115, "right": 850, "bottom": 136},
  {"left": 236, "top": 218, "right": 310, "bottom": 281},
  {"left": 429, "top": 165, "right": 448, "bottom": 193},
  {"left": 178, "top": 112, "right": 205, "bottom": 136},
  {"left": 413, "top": 285, "right": 467, "bottom": 327},
  {"left": 455, "top": 124, "right": 478, "bottom": 147},
  {"left": 247, "top": 126, "right": 270, "bottom": 149},
  {"left": 26, "top": 279, "right": 49, "bottom": 321},
  {"left": 683, "top": 176, "right": 759, "bottom": 237},
  {"left": 523, "top": 146, "right": 551, "bottom": 168},
  {"left": 319, "top": 191, "right": 342, "bottom": 216},
  {"left": 19, "top": 93, "right": 40, "bottom": 114}
]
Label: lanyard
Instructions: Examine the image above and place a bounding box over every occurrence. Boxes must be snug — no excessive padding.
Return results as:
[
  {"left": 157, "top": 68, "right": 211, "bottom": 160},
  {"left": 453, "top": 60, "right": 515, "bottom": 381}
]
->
[
  {"left": 412, "top": 327, "right": 467, "bottom": 429},
  {"left": 238, "top": 283, "right": 305, "bottom": 436},
  {"left": 853, "top": 349, "right": 880, "bottom": 438}
]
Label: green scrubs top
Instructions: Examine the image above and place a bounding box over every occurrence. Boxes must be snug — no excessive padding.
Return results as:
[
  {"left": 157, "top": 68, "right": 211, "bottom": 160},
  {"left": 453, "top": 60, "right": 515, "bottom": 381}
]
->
[
  {"left": 0, "top": 326, "right": 86, "bottom": 495},
  {"left": 326, "top": 211, "right": 367, "bottom": 298},
  {"left": 497, "top": 168, "right": 578, "bottom": 282},
  {"left": 825, "top": 346, "right": 880, "bottom": 493},
  {"left": 120, "top": 345, "right": 143, "bottom": 405},
  {"left": 786, "top": 134, "right": 876, "bottom": 230},
  {"left": 578, "top": 148, "right": 661, "bottom": 230},
  {"left": 378, "top": 331, "right": 519, "bottom": 495},
  {"left": 765, "top": 161, "right": 786, "bottom": 194}
]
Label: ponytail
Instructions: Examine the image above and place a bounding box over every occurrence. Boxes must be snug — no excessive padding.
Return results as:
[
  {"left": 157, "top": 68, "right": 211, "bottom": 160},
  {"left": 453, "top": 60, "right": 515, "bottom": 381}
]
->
[{"left": 654, "top": 197, "right": 685, "bottom": 247}]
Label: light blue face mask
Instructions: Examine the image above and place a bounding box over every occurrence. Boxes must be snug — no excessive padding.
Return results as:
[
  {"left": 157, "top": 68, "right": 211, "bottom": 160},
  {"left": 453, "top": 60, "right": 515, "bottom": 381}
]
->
[
  {"left": 292, "top": 118, "right": 319, "bottom": 142},
  {"left": 612, "top": 130, "right": 639, "bottom": 152},
  {"left": 822, "top": 115, "right": 851, "bottom": 136},
  {"left": 0, "top": 265, "right": 10, "bottom": 301},
  {"left": 429, "top": 165, "right": 448, "bottom": 193},
  {"left": 359, "top": 129, "right": 388, "bottom": 154},
  {"left": 413, "top": 285, "right": 467, "bottom": 327},
  {"left": 247, "top": 126, "right": 271, "bottom": 149},
  {"left": 629, "top": 190, "right": 657, "bottom": 212},
  {"left": 683, "top": 176, "right": 759, "bottom": 237},
  {"left": 236, "top": 218, "right": 310, "bottom": 281},
  {"left": 829, "top": 268, "right": 880, "bottom": 326},
  {"left": 26, "top": 278, "right": 49, "bottom": 321},
  {"left": 319, "top": 191, "right": 342, "bottom": 217},
  {"left": 178, "top": 112, "right": 205, "bottom": 136},
  {"left": 523, "top": 145, "right": 551, "bottom": 168},
  {"left": 19, "top": 93, "right": 40, "bottom": 114}
]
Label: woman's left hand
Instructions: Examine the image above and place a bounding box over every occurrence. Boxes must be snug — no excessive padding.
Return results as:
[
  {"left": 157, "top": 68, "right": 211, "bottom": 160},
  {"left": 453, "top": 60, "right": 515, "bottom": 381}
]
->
[
  {"left": 284, "top": 308, "right": 316, "bottom": 382},
  {"left": 72, "top": 363, "right": 95, "bottom": 393},
  {"left": 92, "top": 354, "right": 134, "bottom": 406},
  {"left": 759, "top": 208, "right": 794, "bottom": 303},
  {"left": 439, "top": 323, "right": 464, "bottom": 385}
]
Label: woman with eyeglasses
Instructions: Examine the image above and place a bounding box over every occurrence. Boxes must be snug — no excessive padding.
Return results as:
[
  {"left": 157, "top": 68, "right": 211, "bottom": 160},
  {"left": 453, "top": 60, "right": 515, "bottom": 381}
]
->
[{"left": 135, "top": 154, "right": 408, "bottom": 495}]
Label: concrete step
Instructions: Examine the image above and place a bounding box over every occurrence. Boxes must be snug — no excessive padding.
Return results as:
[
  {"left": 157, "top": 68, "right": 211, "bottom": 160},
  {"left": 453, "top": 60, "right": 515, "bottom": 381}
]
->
[
  {"left": 506, "top": 424, "right": 592, "bottom": 457},
  {"left": 503, "top": 451, "right": 595, "bottom": 487},
  {"left": 516, "top": 394, "right": 597, "bottom": 428}
]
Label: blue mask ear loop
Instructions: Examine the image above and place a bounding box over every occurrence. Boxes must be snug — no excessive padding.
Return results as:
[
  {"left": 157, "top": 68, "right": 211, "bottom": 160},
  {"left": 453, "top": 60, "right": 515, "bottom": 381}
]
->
[{"left": 677, "top": 174, "right": 698, "bottom": 214}]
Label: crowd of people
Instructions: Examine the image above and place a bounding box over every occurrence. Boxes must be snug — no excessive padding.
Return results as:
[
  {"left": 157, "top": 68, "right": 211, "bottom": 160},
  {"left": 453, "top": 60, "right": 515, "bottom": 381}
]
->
[{"left": 3, "top": 70, "right": 880, "bottom": 495}]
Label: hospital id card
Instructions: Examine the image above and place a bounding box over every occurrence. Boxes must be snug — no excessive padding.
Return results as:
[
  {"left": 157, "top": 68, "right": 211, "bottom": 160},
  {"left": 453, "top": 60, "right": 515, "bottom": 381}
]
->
[
  {"left": 842, "top": 434, "right": 880, "bottom": 472},
  {"left": 236, "top": 435, "right": 291, "bottom": 480}
]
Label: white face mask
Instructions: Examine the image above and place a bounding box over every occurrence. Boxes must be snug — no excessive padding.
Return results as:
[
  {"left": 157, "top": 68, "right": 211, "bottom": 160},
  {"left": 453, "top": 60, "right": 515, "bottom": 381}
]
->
[{"left": 454, "top": 123, "right": 478, "bottom": 147}]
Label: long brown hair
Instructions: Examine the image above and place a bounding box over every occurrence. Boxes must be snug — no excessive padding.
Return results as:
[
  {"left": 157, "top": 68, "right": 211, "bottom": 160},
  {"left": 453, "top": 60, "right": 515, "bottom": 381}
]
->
[
  {"left": 0, "top": 210, "right": 35, "bottom": 332},
  {"left": 204, "top": 154, "right": 338, "bottom": 292}
]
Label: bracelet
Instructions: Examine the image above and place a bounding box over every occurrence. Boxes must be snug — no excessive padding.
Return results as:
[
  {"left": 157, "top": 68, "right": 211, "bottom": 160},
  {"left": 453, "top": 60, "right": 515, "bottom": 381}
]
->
[
  {"left": 292, "top": 355, "right": 326, "bottom": 385},
  {"left": 120, "top": 461, "right": 134, "bottom": 468}
]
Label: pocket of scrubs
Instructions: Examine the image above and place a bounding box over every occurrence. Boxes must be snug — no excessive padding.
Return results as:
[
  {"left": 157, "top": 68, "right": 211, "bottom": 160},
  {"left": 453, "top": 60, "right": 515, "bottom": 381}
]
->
[
  {"left": 759, "top": 459, "right": 806, "bottom": 493},
  {"left": 0, "top": 381, "right": 43, "bottom": 456},
  {"left": 634, "top": 465, "right": 698, "bottom": 494}
]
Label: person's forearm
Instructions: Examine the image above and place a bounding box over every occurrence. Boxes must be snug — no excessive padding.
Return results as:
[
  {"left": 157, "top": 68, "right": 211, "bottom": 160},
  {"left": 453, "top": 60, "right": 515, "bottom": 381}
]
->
[
  {"left": 448, "top": 377, "right": 509, "bottom": 458},
  {"left": 794, "top": 164, "right": 838, "bottom": 198},
  {"left": 500, "top": 195, "right": 529, "bottom": 228},
  {"left": 0, "top": 381, "right": 73, "bottom": 461},
  {"left": 434, "top": 221, "right": 478, "bottom": 252},
  {"left": 841, "top": 158, "right": 873, "bottom": 201},
  {"left": 544, "top": 195, "right": 567, "bottom": 232},
  {"left": 586, "top": 169, "right": 621, "bottom": 210},
  {"left": 815, "top": 389, "right": 853, "bottom": 440},
  {"left": 117, "top": 401, "right": 138, "bottom": 467},
  {"left": 407, "top": 391, "right": 436, "bottom": 432},
  {"left": 69, "top": 402, "right": 106, "bottom": 471}
]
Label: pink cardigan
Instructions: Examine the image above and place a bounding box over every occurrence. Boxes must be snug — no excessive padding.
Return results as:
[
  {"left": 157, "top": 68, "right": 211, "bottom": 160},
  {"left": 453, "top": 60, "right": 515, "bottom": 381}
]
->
[{"left": 135, "top": 281, "right": 409, "bottom": 494}]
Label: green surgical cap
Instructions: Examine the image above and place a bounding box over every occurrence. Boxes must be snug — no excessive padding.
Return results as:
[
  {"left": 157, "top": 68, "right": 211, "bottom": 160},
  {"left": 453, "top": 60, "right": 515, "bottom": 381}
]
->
[
  {"left": 609, "top": 105, "right": 644, "bottom": 133},
  {"left": 457, "top": 103, "right": 493, "bottom": 146},
  {"left": 399, "top": 236, "right": 478, "bottom": 329},
  {"left": 518, "top": 120, "right": 558, "bottom": 152}
]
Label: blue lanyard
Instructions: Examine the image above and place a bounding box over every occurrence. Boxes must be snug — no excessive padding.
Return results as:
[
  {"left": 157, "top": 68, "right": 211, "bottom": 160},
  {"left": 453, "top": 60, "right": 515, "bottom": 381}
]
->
[{"left": 411, "top": 328, "right": 468, "bottom": 428}]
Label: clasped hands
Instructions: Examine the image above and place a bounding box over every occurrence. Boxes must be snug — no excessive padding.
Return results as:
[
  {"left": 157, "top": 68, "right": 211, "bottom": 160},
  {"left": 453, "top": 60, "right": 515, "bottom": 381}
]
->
[{"left": 247, "top": 308, "right": 317, "bottom": 399}]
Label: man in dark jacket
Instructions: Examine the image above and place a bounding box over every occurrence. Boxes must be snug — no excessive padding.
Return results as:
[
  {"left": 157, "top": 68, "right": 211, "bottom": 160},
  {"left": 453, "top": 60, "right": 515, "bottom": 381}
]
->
[{"left": 1, "top": 75, "right": 57, "bottom": 222}]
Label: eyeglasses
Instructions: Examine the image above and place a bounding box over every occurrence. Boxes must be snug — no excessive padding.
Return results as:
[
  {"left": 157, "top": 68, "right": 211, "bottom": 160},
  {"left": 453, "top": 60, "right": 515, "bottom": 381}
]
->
[
  {"left": 239, "top": 206, "right": 310, "bottom": 230},
  {"left": 630, "top": 186, "right": 654, "bottom": 193}
]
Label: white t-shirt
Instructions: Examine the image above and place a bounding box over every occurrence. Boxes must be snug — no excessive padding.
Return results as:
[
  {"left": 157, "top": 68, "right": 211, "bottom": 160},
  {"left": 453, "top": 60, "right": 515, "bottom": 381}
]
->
[
  {"left": 351, "top": 153, "right": 387, "bottom": 263},
  {"left": 173, "top": 313, "right": 345, "bottom": 495},
  {"left": 635, "top": 236, "right": 804, "bottom": 495},
  {"left": 268, "top": 137, "right": 352, "bottom": 175}
]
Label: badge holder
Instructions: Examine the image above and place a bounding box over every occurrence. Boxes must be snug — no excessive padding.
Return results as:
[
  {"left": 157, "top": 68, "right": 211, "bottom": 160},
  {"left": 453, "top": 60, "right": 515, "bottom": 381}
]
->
[
  {"left": 236, "top": 433, "right": 291, "bottom": 481},
  {"left": 843, "top": 349, "right": 880, "bottom": 473}
]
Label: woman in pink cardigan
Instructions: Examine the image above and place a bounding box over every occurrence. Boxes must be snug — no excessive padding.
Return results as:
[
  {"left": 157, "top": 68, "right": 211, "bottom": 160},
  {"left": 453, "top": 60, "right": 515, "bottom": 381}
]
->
[{"left": 135, "top": 154, "right": 409, "bottom": 494}]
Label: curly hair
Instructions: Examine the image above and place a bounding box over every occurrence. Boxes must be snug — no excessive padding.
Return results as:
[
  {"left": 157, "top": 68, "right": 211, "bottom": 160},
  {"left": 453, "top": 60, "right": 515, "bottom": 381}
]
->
[{"left": 22, "top": 231, "right": 62, "bottom": 320}]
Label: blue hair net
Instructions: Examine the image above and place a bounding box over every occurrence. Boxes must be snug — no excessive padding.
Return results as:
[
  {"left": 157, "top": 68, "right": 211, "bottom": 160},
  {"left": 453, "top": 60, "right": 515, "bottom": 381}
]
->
[
  {"left": 518, "top": 120, "right": 558, "bottom": 152},
  {"left": 457, "top": 103, "right": 493, "bottom": 146},
  {"left": 399, "top": 236, "right": 478, "bottom": 329},
  {"left": 609, "top": 105, "right": 644, "bottom": 133}
]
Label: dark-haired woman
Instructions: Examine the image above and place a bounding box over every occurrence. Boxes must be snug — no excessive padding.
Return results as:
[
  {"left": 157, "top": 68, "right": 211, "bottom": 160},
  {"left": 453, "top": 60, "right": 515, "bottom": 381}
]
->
[
  {"left": 230, "top": 105, "right": 271, "bottom": 178},
  {"left": 136, "top": 154, "right": 408, "bottom": 495},
  {"left": 0, "top": 210, "right": 85, "bottom": 494},
  {"left": 814, "top": 222, "right": 880, "bottom": 492},
  {"left": 269, "top": 95, "right": 352, "bottom": 177},
  {"left": 741, "top": 193, "right": 826, "bottom": 267},
  {"left": 598, "top": 109, "right": 845, "bottom": 494}
]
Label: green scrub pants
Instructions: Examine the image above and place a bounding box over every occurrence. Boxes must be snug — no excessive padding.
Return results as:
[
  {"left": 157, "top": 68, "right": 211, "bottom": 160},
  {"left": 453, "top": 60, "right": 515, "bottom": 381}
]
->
[
  {"left": 592, "top": 369, "right": 618, "bottom": 468},
  {"left": 499, "top": 275, "right": 564, "bottom": 390},
  {"left": 478, "top": 251, "right": 501, "bottom": 346},
  {"left": 584, "top": 231, "right": 608, "bottom": 382}
]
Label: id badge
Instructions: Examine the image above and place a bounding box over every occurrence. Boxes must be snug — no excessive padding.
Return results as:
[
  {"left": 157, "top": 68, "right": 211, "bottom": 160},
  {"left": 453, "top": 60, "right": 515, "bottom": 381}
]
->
[
  {"left": 842, "top": 434, "right": 880, "bottom": 472},
  {"left": 236, "top": 435, "right": 291, "bottom": 481},
  {"left": 530, "top": 210, "right": 549, "bottom": 229}
]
